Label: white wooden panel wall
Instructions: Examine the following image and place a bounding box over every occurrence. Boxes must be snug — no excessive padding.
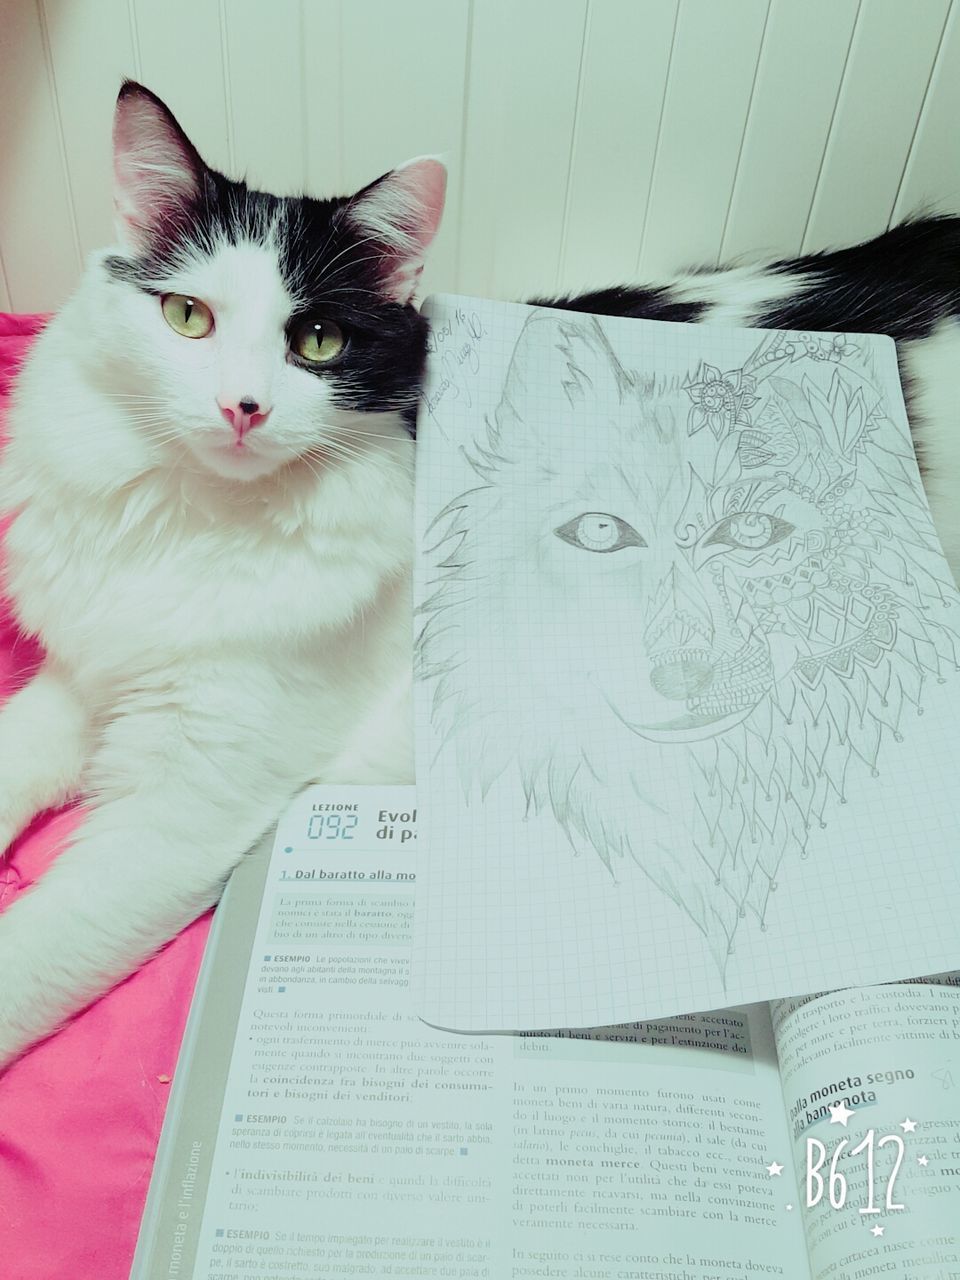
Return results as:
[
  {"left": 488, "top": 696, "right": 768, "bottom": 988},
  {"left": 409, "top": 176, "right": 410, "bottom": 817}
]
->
[{"left": 0, "top": 0, "right": 958, "bottom": 313}]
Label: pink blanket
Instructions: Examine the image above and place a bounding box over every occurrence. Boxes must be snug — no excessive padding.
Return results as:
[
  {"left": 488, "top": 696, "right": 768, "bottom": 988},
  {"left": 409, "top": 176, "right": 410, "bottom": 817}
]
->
[{"left": 0, "top": 313, "right": 211, "bottom": 1279}]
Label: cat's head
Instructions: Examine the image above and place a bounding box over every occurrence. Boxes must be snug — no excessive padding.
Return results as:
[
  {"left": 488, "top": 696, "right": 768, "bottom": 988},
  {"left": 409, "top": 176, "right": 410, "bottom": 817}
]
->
[{"left": 93, "top": 81, "right": 445, "bottom": 483}]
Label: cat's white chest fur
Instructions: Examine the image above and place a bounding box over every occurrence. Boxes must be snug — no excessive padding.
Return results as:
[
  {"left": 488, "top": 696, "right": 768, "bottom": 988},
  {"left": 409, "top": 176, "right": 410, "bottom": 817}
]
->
[{"left": 3, "top": 468, "right": 410, "bottom": 687}]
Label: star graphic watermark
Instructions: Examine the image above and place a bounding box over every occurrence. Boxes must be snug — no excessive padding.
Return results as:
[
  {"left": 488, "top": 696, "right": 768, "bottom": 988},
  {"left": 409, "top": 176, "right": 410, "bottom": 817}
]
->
[
  {"left": 917, "top": 1155, "right": 929, "bottom": 1166},
  {"left": 829, "top": 1101, "right": 854, "bottom": 1126},
  {"left": 899, "top": 1117, "right": 917, "bottom": 1133},
  {"left": 870, "top": 1225, "right": 884, "bottom": 1238},
  {"left": 766, "top": 1162, "right": 784, "bottom": 1176}
]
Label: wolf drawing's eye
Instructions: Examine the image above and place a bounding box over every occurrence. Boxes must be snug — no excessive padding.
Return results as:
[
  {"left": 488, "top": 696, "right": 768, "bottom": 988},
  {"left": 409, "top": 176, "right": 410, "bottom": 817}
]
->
[
  {"left": 704, "top": 512, "right": 794, "bottom": 551},
  {"left": 554, "top": 512, "right": 647, "bottom": 553}
]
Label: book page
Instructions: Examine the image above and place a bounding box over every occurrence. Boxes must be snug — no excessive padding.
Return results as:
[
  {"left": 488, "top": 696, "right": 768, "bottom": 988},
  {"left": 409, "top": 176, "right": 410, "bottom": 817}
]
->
[
  {"left": 144, "top": 786, "right": 809, "bottom": 1280},
  {"left": 771, "top": 977, "right": 960, "bottom": 1279},
  {"left": 414, "top": 293, "right": 960, "bottom": 1031}
]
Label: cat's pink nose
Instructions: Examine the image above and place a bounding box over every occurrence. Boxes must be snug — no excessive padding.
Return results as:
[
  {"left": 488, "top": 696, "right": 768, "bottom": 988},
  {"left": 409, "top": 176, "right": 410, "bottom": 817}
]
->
[{"left": 218, "top": 396, "right": 271, "bottom": 440}]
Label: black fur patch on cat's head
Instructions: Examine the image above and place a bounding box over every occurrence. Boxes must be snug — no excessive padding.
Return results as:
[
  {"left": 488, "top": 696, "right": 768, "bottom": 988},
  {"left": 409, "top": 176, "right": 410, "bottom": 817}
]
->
[{"left": 105, "top": 81, "right": 443, "bottom": 433}]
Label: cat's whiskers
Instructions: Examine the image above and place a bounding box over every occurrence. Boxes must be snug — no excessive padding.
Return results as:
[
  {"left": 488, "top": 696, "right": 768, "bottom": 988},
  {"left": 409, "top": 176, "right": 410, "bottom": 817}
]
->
[
  {"left": 104, "top": 396, "right": 175, "bottom": 412},
  {"left": 298, "top": 453, "right": 327, "bottom": 487},
  {"left": 131, "top": 424, "right": 196, "bottom": 450},
  {"left": 315, "top": 284, "right": 384, "bottom": 302},
  {"left": 307, "top": 440, "right": 365, "bottom": 468},
  {"left": 104, "top": 392, "right": 170, "bottom": 401},
  {"left": 126, "top": 423, "right": 184, "bottom": 439},
  {"left": 310, "top": 230, "right": 384, "bottom": 287},
  {"left": 122, "top": 416, "right": 185, "bottom": 432},
  {"left": 330, "top": 422, "right": 413, "bottom": 445},
  {"left": 312, "top": 233, "right": 393, "bottom": 293},
  {"left": 120, "top": 410, "right": 180, "bottom": 421},
  {"left": 317, "top": 257, "right": 396, "bottom": 299},
  {"left": 140, "top": 435, "right": 187, "bottom": 450},
  {"left": 317, "top": 297, "right": 398, "bottom": 327},
  {"left": 295, "top": 205, "right": 348, "bottom": 281},
  {"left": 304, "top": 437, "right": 383, "bottom": 473}
]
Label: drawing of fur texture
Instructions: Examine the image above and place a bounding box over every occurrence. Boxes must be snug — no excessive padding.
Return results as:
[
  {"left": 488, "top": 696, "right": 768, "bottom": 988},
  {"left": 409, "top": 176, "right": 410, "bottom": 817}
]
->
[{"left": 416, "top": 312, "right": 960, "bottom": 967}]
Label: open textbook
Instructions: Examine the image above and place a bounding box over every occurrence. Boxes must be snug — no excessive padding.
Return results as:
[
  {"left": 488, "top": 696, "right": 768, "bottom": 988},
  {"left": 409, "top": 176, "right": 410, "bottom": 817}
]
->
[
  {"left": 413, "top": 294, "right": 960, "bottom": 1032},
  {"left": 133, "top": 787, "right": 960, "bottom": 1280}
]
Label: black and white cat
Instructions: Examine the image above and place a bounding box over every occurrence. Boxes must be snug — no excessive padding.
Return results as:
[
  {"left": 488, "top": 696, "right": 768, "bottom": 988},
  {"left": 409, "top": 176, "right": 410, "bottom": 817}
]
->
[
  {"left": 0, "top": 81, "right": 956, "bottom": 1068},
  {"left": 0, "top": 83, "right": 444, "bottom": 1066}
]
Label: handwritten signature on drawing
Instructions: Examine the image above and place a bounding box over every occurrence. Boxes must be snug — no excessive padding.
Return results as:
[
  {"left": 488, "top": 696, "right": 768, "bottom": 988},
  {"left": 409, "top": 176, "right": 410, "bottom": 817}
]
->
[{"left": 423, "top": 308, "right": 485, "bottom": 420}]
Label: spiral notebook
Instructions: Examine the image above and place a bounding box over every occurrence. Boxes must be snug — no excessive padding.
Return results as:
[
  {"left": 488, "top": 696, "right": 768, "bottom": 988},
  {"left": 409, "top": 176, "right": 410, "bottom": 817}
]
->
[{"left": 412, "top": 293, "right": 960, "bottom": 1032}]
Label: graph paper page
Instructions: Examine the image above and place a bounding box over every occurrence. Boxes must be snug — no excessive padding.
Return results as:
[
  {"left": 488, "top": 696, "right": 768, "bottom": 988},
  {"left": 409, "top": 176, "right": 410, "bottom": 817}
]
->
[{"left": 412, "top": 294, "right": 960, "bottom": 1031}]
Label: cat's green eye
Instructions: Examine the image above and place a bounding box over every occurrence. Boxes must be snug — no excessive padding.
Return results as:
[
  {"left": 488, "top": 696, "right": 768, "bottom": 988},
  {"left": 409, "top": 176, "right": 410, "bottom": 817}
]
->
[
  {"left": 293, "top": 318, "right": 345, "bottom": 364},
  {"left": 161, "top": 294, "right": 214, "bottom": 339}
]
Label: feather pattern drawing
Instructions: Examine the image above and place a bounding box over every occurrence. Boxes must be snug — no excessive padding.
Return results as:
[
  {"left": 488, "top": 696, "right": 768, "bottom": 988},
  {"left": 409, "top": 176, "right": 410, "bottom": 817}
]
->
[{"left": 416, "top": 307, "right": 960, "bottom": 976}]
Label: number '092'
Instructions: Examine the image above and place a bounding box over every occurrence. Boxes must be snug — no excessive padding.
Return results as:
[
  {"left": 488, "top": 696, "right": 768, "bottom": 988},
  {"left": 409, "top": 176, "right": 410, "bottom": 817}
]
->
[{"left": 306, "top": 813, "right": 359, "bottom": 840}]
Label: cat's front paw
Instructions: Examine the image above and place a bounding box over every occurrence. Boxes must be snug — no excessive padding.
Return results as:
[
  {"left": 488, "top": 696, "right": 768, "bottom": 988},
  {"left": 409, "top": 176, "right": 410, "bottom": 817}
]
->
[
  {"left": 0, "top": 961, "right": 36, "bottom": 1071},
  {"left": 0, "top": 906, "right": 71, "bottom": 1070},
  {"left": 0, "top": 810, "right": 20, "bottom": 859}
]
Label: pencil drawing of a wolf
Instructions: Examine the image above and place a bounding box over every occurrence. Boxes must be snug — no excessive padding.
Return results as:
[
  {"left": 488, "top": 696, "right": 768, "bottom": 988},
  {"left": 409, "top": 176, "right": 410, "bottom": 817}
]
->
[{"left": 416, "top": 311, "right": 960, "bottom": 965}]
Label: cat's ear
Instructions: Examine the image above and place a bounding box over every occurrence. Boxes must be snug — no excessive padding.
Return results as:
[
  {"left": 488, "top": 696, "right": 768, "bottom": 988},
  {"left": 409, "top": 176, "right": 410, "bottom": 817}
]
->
[
  {"left": 112, "top": 81, "right": 205, "bottom": 252},
  {"left": 344, "top": 157, "right": 447, "bottom": 304}
]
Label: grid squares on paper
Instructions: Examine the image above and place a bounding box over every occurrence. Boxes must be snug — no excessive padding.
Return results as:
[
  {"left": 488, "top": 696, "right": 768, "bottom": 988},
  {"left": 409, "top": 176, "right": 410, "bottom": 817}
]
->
[{"left": 412, "top": 295, "right": 960, "bottom": 1032}]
